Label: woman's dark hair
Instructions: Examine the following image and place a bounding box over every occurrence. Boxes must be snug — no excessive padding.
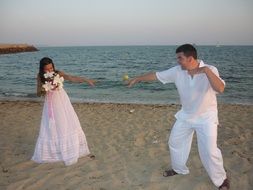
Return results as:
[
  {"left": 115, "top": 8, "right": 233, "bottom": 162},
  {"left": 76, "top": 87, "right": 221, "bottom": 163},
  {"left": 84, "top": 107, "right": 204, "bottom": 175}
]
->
[
  {"left": 176, "top": 44, "right": 197, "bottom": 59},
  {"left": 39, "top": 57, "right": 56, "bottom": 83}
]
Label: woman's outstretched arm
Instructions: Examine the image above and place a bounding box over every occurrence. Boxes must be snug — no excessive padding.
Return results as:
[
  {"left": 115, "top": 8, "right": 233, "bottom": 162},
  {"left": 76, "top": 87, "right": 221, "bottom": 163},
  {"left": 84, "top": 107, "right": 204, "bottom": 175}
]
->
[{"left": 59, "top": 71, "right": 96, "bottom": 86}]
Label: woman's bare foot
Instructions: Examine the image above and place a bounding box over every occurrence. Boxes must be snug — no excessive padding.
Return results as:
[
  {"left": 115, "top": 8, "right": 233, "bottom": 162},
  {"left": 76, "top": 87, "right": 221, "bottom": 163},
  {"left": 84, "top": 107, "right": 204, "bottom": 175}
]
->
[{"left": 88, "top": 154, "right": 95, "bottom": 159}]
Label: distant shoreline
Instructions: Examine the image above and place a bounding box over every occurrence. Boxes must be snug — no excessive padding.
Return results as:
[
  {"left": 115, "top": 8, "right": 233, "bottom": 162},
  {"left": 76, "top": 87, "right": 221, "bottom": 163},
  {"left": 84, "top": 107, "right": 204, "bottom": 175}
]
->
[{"left": 0, "top": 44, "right": 39, "bottom": 54}]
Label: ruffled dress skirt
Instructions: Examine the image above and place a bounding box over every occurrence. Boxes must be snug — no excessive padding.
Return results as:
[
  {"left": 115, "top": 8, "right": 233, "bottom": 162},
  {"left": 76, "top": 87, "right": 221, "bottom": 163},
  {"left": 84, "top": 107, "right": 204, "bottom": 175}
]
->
[{"left": 32, "top": 89, "right": 90, "bottom": 166}]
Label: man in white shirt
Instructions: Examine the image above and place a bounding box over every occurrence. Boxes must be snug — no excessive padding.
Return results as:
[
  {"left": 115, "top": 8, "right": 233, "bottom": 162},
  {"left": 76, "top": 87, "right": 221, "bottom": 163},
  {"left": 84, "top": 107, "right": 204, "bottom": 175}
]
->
[{"left": 128, "top": 44, "right": 229, "bottom": 190}]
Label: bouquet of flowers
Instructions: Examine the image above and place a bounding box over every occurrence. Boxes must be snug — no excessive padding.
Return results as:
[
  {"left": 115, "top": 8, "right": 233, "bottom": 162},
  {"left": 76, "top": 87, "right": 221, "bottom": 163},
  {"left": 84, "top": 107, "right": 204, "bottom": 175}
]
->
[{"left": 42, "top": 72, "right": 64, "bottom": 92}]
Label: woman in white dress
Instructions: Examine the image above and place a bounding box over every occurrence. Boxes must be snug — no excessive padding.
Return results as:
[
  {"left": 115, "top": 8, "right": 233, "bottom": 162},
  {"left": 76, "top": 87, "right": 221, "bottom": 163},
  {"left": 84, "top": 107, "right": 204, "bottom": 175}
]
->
[{"left": 32, "top": 57, "right": 95, "bottom": 166}]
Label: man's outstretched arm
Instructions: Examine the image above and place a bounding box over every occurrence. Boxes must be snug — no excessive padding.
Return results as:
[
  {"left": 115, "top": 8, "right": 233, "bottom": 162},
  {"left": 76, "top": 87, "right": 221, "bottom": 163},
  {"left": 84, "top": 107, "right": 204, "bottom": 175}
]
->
[{"left": 127, "top": 72, "right": 157, "bottom": 87}]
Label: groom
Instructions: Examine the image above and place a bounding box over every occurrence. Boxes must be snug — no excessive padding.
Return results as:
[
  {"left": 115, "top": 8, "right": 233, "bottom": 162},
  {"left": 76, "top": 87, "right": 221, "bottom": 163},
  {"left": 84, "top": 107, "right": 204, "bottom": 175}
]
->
[{"left": 128, "top": 44, "right": 229, "bottom": 190}]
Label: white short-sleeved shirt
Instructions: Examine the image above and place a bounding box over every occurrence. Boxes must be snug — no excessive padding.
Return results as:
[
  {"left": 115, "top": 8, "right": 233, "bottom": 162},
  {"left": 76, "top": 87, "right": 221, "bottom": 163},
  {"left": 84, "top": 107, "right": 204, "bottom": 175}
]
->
[{"left": 156, "top": 60, "right": 225, "bottom": 124}]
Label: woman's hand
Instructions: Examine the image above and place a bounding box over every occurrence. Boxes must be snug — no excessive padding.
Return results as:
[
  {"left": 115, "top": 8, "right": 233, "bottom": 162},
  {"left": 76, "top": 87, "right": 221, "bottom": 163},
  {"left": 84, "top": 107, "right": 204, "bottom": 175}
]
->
[{"left": 86, "top": 79, "right": 96, "bottom": 87}]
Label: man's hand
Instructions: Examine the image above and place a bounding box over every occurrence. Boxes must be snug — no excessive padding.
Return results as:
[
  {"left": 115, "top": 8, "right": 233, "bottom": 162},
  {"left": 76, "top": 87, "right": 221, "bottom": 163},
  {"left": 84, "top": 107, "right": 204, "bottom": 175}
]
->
[
  {"left": 127, "top": 72, "right": 157, "bottom": 88},
  {"left": 127, "top": 78, "right": 139, "bottom": 88},
  {"left": 188, "top": 66, "right": 225, "bottom": 93},
  {"left": 188, "top": 67, "right": 206, "bottom": 76}
]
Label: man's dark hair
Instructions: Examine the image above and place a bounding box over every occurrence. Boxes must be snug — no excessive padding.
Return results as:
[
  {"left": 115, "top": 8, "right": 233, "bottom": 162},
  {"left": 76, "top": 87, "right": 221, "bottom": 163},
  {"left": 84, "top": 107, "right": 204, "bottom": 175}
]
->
[{"left": 176, "top": 44, "right": 197, "bottom": 59}]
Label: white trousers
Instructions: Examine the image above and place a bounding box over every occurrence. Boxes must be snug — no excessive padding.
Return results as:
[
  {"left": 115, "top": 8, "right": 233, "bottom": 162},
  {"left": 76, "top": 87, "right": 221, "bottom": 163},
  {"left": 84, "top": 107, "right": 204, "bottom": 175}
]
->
[{"left": 169, "top": 120, "right": 226, "bottom": 187}]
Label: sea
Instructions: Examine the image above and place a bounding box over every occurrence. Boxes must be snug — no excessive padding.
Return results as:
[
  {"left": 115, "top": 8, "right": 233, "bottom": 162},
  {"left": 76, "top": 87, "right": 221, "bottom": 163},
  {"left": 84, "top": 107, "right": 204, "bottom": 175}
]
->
[{"left": 0, "top": 45, "right": 252, "bottom": 105}]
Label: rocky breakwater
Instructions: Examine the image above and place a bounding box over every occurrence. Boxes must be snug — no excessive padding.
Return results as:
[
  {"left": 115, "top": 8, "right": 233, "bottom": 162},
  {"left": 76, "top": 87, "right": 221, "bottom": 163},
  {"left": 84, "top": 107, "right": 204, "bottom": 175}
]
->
[{"left": 0, "top": 44, "right": 39, "bottom": 54}]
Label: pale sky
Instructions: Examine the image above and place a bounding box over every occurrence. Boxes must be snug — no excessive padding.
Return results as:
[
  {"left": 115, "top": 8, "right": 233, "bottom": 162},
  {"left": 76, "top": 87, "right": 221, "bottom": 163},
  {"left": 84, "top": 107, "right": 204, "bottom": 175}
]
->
[{"left": 1, "top": 0, "right": 253, "bottom": 46}]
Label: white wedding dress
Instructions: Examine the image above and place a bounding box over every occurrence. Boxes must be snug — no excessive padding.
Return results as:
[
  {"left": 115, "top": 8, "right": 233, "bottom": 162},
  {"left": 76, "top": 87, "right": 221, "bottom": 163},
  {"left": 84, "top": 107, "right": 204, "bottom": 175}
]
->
[{"left": 32, "top": 88, "right": 90, "bottom": 166}]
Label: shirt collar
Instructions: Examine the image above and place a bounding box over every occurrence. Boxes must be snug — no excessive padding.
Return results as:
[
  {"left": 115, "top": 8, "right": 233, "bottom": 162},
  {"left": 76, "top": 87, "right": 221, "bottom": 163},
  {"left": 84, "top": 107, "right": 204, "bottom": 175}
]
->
[{"left": 198, "top": 59, "right": 205, "bottom": 67}]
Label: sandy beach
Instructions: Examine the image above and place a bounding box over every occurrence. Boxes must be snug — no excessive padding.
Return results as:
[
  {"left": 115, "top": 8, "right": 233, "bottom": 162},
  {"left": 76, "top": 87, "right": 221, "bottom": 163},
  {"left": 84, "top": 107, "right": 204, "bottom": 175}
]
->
[{"left": 0, "top": 101, "right": 252, "bottom": 190}]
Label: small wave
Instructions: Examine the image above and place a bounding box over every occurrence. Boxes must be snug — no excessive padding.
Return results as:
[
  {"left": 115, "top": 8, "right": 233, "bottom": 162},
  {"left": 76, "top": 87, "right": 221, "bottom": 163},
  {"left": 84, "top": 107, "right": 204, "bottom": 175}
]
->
[
  {"left": 2, "top": 92, "right": 37, "bottom": 98},
  {"left": 70, "top": 97, "right": 176, "bottom": 105}
]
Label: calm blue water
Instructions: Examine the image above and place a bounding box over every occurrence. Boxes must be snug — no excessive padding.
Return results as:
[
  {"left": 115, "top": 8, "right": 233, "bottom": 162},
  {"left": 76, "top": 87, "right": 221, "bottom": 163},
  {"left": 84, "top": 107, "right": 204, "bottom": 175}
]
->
[{"left": 0, "top": 46, "right": 252, "bottom": 105}]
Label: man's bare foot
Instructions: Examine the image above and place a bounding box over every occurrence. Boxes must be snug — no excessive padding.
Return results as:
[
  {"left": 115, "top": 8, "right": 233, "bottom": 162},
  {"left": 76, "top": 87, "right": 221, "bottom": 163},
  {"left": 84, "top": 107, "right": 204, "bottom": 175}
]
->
[
  {"left": 219, "top": 178, "right": 229, "bottom": 190},
  {"left": 163, "top": 169, "right": 178, "bottom": 177}
]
